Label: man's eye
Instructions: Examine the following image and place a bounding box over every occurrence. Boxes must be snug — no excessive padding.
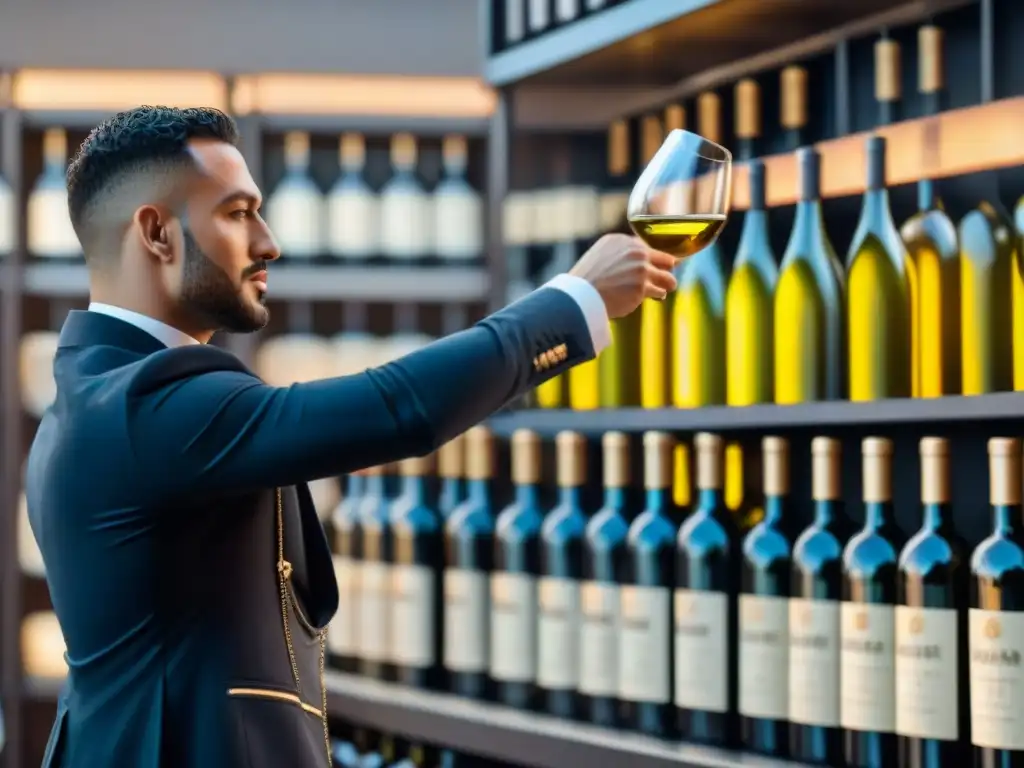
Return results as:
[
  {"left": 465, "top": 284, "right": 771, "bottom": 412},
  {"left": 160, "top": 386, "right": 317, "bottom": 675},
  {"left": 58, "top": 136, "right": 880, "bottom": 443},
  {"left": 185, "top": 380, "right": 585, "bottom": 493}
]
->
[{"left": 231, "top": 209, "right": 250, "bottom": 220}]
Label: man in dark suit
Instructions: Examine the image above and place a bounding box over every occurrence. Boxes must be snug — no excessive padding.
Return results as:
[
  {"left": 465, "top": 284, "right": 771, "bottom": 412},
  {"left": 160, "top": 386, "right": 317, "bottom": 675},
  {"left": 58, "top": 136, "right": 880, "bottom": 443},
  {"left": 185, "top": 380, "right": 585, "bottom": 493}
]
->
[{"left": 26, "top": 106, "right": 676, "bottom": 768}]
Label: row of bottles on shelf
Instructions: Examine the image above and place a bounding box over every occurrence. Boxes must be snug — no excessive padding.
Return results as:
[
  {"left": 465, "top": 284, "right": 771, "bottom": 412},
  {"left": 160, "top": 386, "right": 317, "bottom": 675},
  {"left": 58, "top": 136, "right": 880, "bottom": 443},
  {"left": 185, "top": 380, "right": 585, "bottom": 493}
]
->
[
  {"left": 496, "top": 0, "right": 626, "bottom": 51},
  {"left": 332, "top": 727, "right": 511, "bottom": 768},
  {"left": 533, "top": 24, "right": 1024, "bottom": 410},
  {"left": 0, "top": 129, "right": 482, "bottom": 263},
  {"left": 326, "top": 426, "right": 1024, "bottom": 767}
]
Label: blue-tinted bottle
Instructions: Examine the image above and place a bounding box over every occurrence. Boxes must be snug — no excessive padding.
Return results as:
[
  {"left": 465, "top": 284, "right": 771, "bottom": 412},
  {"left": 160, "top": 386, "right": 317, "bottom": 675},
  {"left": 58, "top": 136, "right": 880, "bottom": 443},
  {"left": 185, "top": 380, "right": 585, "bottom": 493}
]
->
[
  {"left": 437, "top": 435, "right": 466, "bottom": 519},
  {"left": 580, "top": 431, "right": 633, "bottom": 728},
  {"left": 620, "top": 431, "right": 677, "bottom": 738},
  {"left": 358, "top": 465, "right": 394, "bottom": 681},
  {"left": 490, "top": 429, "right": 543, "bottom": 710},
  {"left": 329, "top": 472, "right": 365, "bottom": 672},
  {"left": 739, "top": 436, "right": 791, "bottom": 756},
  {"left": 537, "top": 430, "right": 589, "bottom": 720},
  {"left": 444, "top": 426, "right": 496, "bottom": 700}
]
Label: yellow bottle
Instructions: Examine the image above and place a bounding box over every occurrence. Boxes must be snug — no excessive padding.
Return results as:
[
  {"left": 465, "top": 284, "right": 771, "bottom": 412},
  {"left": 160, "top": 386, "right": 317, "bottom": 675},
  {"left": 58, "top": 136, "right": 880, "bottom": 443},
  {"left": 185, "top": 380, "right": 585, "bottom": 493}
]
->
[{"left": 1014, "top": 196, "right": 1024, "bottom": 391}]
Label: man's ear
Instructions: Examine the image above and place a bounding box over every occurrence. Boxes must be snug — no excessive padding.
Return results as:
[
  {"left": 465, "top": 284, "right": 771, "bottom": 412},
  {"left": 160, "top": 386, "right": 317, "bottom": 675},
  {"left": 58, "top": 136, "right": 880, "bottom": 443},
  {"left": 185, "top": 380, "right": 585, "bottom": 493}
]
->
[{"left": 133, "top": 205, "right": 175, "bottom": 264}]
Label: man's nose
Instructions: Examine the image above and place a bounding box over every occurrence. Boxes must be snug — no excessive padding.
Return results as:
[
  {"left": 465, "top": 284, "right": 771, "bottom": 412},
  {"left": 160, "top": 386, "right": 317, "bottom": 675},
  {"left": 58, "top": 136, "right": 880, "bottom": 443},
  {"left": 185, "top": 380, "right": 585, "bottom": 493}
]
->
[{"left": 254, "top": 220, "right": 281, "bottom": 263}]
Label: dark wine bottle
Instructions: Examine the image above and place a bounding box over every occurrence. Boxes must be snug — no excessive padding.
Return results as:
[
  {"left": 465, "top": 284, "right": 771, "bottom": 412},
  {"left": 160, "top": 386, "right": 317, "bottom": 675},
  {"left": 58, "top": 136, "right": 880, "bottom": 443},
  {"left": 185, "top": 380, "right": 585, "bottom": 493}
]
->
[
  {"left": 790, "top": 438, "right": 846, "bottom": 764},
  {"left": 538, "top": 431, "right": 588, "bottom": 720},
  {"left": 491, "top": 429, "right": 543, "bottom": 710},
  {"left": 390, "top": 454, "right": 444, "bottom": 689},
  {"left": 840, "top": 438, "right": 902, "bottom": 767},
  {"left": 896, "top": 437, "right": 968, "bottom": 767},
  {"left": 329, "top": 472, "right": 365, "bottom": 672},
  {"left": 970, "top": 438, "right": 1024, "bottom": 766},
  {"left": 580, "top": 431, "right": 632, "bottom": 728},
  {"left": 444, "top": 426, "right": 495, "bottom": 699},
  {"left": 675, "top": 432, "right": 738, "bottom": 746},
  {"left": 437, "top": 435, "right": 465, "bottom": 519},
  {"left": 739, "top": 436, "right": 791, "bottom": 756},
  {"left": 358, "top": 465, "right": 394, "bottom": 681},
  {"left": 620, "top": 431, "right": 677, "bottom": 738}
]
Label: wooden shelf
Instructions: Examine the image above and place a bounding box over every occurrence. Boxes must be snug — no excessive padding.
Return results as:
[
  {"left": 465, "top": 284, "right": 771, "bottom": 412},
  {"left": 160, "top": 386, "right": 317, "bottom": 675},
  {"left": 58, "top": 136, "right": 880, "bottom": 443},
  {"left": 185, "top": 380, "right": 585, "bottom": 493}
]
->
[
  {"left": 488, "top": 393, "right": 1024, "bottom": 438},
  {"left": 255, "top": 113, "right": 490, "bottom": 137},
  {"left": 326, "top": 672, "right": 811, "bottom": 768},
  {"left": 21, "top": 262, "right": 490, "bottom": 303}
]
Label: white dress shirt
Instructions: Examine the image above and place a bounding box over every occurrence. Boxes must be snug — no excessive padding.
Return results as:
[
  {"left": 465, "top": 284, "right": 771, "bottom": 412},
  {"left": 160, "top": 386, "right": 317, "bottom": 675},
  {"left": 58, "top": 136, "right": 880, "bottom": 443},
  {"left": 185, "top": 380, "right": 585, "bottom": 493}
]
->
[{"left": 88, "top": 275, "right": 611, "bottom": 355}]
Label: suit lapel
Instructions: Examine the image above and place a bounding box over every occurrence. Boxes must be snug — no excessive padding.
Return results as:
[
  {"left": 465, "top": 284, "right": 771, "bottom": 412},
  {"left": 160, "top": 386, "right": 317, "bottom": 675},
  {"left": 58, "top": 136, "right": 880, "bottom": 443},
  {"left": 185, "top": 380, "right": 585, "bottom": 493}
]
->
[{"left": 281, "top": 484, "right": 338, "bottom": 630}]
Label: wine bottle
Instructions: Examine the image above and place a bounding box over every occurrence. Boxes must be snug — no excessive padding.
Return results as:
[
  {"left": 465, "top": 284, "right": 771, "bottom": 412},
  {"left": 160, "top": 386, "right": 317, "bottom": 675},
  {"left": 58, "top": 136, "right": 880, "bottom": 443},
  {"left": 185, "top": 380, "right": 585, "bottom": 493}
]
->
[
  {"left": 357, "top": 465, "right": 393, "bottom": 680},
  {"left": 1013, "top": 198, "right": 1024, "bottom": 392},
  {"left": 780, "top": 66, "right": 808, "bottom": 152},
  {"left": 960, "top": 200, "right": 1015, "bottom": 395},
  {"left": 790, "top": 438, "right": 847, "bottom": 764},
  {"left": 527, "top": 0, "right": 550, "bottom": 36},
  {"left": 599, "top": 120, "right": 642, "bottom": 408},
  {"left": 620, "top": 431, "right": 678, "bottom": 738},
  {"left": 896, "top": 438, "right": 967, "bottom": 767},
  {"left": 774, "top": 147, "right": 844, "bottom": 403},
  {"left": 846, "top": 134, "right": 912, "bottom": 401},
  {"left": 265, "top": 131, "right": 325, "bottom": 259},
  {"left": 327, "top": 133, "right": 378, "bottom": 261},
  {"left": 437, "top": 435, "right": 466, "bottom": 519},
  {"left": 840, "top": 438, "right": 903, "bottom": 767},
  {"left": 504, "top": 0, "right": 525, "bottom": 45},
  {"left": 0, "top": 170, "right": 13, "bottom": 256},
  {"left": 27, "top": 128, "right": 80, "bottom": 259},
  {"left": 434, "top": 135, "right": 482, "bottom": 263},
  {"left": 329, "top": 472, "right": 366, "bottom": 672},
  {"left": 444, "top": 426, "right": 495, "bottom": 699},
  {"left": 900, "top": 25, "right": 960, "bottom": 398},
  {"left": 390, "top": 454, "right": 444, "bottom": 689},
  {"left": 379, "top": 134, "right": 431, "bottom": 263},
  {"left": 727, "top": 155, "right": 776, "bottom": 407},
  {"left": 672, "top": 93, "right": 727, "bottom": 409},
  {"left": 580, "top": 431, "right": 632, "bottom": 727},
  {"left": 739, "top": 437, "right": 791, "bottom": 756},
  {"left": 675, "top": 432, "right": 737, "bottom": 745},
  {"left": 970, "top": 438, "right": 1024, "bottom": 764},
  {"left": 491, "top": 429, "right": 543, "bottom": 710},
  {"left": 538, "top": 431, "right": 588, "bottom": 720}
]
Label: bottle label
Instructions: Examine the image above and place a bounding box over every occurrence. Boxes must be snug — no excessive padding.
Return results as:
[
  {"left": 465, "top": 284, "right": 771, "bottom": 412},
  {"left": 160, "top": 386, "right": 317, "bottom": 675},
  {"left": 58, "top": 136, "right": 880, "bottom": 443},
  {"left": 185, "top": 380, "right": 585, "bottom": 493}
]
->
[
  {"left": 527, "top": 0, "right": 549, "bottom": 32},
  {"left": 265, "top": 183, "right": 324, "bottom": 258},
  {"left": 505, "top": 0, "right": 524, "bottom": 42},
  {"left": 536, "top": 577, "right": 580, "bottom": 689},
  {"left": 840, "top": 602, "right": 896, "bottom": 733},
  {"left": 358, "top": 561, "right": 391, "bottom": 662},
  {"left": 27, "top": 189, "right": 80, "bottom": 258},
  {"left": 738, "top": 594, "right": 788, "bottom": 719},
  {"left": 619, "top": 585, "right": 670, "bottom": 703},
  {"left": 328, "top": 556, "right": 360, "bottom": 656},
  {"left": 379, "top": 188, "right": 431, "bottom": 259},
  {"left": 895, "top": 606, "right": 958, "bottom": 739},
  {"left": 579, "top": 581, "right": 620, "bottom": 696},
  {"left": 390, "top": 564, "right": 435, "bottom": 667},
  {"left": 434, "top": 190, "right": 482, "bottom": 260},
  {"left": 443, "top": 568, "right": 489, "bottom": 672},
  {"left": 490, "top": 572, "right": 537, "bottom": 682},
  {"left": 327, "top": 189, "right": 378, "bottom": 259},
  {"left": 598, "top": 191, "right": 629, "bottom": 233},
  {"left": 788, "top": 598, "right": 840, "bottom": 726},
  {"left": 555, "top": 0, "right": 578, "bottom": 22},
  {"left": 970, "top": 609, "right": 1024, "bottom": 750},
  {"left": 674, "top": 589, "right": 728, "bottom": 712}
]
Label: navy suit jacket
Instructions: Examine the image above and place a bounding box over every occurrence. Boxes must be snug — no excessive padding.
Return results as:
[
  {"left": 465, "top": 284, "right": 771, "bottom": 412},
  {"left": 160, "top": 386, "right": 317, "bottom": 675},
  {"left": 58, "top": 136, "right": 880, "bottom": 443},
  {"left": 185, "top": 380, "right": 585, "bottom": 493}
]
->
[{"left": 26, "top": 286, "right": 595, "bottom": 768}]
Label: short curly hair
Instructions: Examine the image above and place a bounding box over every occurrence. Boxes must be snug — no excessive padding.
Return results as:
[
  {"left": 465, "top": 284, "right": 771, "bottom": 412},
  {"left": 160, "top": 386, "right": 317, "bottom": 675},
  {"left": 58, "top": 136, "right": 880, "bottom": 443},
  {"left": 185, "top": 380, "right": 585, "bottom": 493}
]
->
[{"left": 66, "top": 105, "right": 239, "bottom": 240}]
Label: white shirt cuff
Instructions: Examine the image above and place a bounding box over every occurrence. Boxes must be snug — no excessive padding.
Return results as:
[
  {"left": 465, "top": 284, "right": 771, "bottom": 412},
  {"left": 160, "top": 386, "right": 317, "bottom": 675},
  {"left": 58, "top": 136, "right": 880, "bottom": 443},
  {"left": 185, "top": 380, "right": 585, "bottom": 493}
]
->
[{"left": 543, "top": 274, "right": 612, "bottom": 356}]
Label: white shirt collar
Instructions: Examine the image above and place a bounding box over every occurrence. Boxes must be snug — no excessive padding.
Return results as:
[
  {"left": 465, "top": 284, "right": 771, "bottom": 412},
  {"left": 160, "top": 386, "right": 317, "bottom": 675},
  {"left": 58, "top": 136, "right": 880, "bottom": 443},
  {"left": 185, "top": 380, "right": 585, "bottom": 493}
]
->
[{"left": 87, "top": 303, "right": 202, "bottom": 349}]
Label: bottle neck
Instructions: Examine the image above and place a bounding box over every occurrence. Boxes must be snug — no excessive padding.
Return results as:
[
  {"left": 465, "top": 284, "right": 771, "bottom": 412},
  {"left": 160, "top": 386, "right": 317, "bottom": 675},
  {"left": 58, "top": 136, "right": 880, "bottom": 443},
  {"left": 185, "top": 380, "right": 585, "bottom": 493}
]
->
[
  {"left": 864, "top": 500, "right": 894, "bottom": 529},
  {"left": 917, "top": 178, "right": 937, "bottom": 212},
  {"left": 467, "top": 478, "right": 490, "bottom": 505},
  {"left": 400, "top": 474, "right": 428, "bottom": 504},
  {"left": 603, "top": 485, "right": 629, "bottom": 512},
  {"left": 645, "top": 486, "right": 671, "bottom": 513},
  {"left": 921, "top": 501, "right": 951, "bottom": 530},
  {"left": 438, "top": 478, "right": 462, "bottom": 515},
  {"left": 763, "top": 494, "right": 785, "bottom": 525},
  {"left": 734, "top": 208, "right": 768, "bottom": 266},
  {"left": 364, "top": 475, "right": 385, "bottom": 497},
  {"left": 992, "top": 504, "right": 1022, "bottom": 535},
  {"left": 515, "top": 483, "right": 542, "bottom": 508},
  {"left": 345, "top": 475, "right": 365, "bottom": 498},
  {"left": 698, "top": 486, "right": 723, "bottom": 509},
  {"left": 791, "top": 198, "right": 826, "bottom": 245},
  {"left": 558, "top": 485, "right": 584, "bottom": 508},
  {"left": 856, "top": 187, "right": 895, "bottom": 233},
  {"left": 813, "top": 498, "right": 837, "bottom": 526}
]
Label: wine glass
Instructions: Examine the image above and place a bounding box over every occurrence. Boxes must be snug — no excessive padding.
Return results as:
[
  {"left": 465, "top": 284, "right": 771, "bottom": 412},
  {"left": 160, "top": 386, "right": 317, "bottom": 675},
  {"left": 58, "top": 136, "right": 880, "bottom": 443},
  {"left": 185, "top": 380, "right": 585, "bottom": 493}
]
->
[{"left": 627, "top": 129, "right": 733, "bottom": 261}]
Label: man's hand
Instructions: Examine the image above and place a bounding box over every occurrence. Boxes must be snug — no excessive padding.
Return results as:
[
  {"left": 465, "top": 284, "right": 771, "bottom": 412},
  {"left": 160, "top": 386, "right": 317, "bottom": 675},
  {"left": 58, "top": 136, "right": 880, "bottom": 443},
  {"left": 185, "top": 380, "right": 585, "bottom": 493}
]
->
[{"left": 569, "top": 234, "right": 679, "bottom": 319}]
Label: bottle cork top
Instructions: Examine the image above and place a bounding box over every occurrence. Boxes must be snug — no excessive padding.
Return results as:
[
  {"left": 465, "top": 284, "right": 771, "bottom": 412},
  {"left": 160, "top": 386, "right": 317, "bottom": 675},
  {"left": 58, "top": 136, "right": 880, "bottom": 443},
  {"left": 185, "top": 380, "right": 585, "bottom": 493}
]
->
[
  {"left": 640, "top": 115, "right": 663, "bottom": 165},
  {"left": 442, "top": 135, "right": 468, "bottom": 171},
  {"left": 862, "top": 437, "right": 893, "bottom": 457},
  {"left": 390, "top": 132, "right": 418, "bottom": 169},
  {"left": 918, "top": 25, "right": 945, "bottom": 94},
  {"left": 919, "top": 436, "right": 949, "bottom": 505},
  {"left": 762, "top": 435, "right": 789, "bottom": 497},
  {"left": 399, "top": 453, "right": 434, "bottom": 477},
  {"left": 362, "top": 464, "right": 384, "bottom": 477},
  {"left": 919, "top": 437, "right": 949, "bottom": 457},
  {"left": 464, "top": 426, "right": 494, "bottom": 480},
  {"left": 811, "top": 436, "right": 841, "bottom": 501},
  {"left": 602, "top": 431, "right": 630, "bottom": 489},
  {"left": 988, "top": 438, "right": 1022, "bottom": 458},
  {"left": 697, "top": 92, "right": 722, "bottom": 144},
  {"left": 283, "top": 132, "right": 311, "bottom": 169},
  {"left": 874, "top": 37, "right": 902, "bottom": 103},
  {"left": 555, "top": 430, "right": 587, "bottom": 488},
  {"left": 780, "top": 66, "right": 808, "bottom": 130},
  {"left": 734, "top": 78, "right": 761, "bottom": 140},
  {"left": 643, "top": 431, "right": 675, "bottom": 490},
  {"left": 989, "top": 438, "right": 1022, "bottom": 507},
  {"left": 812, "top": 436, "right": 841, "bottom": 457},
  {"left": 339, "top": 133, "right": 366, "bottom": 169},
  {"left": 511, "top": 429, "right": 542, "bottom": 486},
  {"left": 437, "top": 434, "right": 465, "bottom": 479},
  {"left": 43, "top": 128, "right": 67, "bottom": 164},
  {"left": 695, "top": 432, "right": 723, "bottom": 491},
  {"left": 607, "top": 120, "right": 630, "bottom": 177},
  {"left": 664, "top": 104, "right": 686, "bottom": 133}
]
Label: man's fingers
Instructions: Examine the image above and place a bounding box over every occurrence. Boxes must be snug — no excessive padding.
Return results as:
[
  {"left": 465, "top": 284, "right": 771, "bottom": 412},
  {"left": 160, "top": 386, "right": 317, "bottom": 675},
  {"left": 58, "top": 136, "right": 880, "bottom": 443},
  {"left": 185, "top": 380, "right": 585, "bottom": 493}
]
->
[
  {"left": 644, "top": 281, "right": 669, "bottom": 302},
  {"left": 647, "top": 264, "right": 678, "bottom": 294},
  {"left": 646, "top": 249, "right": 677, "bottom": 271}
]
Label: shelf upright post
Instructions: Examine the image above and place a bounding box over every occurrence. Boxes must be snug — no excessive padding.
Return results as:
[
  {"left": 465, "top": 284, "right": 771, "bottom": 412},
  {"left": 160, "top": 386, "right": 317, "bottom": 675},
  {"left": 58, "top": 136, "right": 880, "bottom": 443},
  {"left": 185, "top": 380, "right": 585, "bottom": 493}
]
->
[
  {"left": 980, "top": 0, "right": 994, "bottom": 103},
  {"left": 485, "top": 88, "right": 511, "bottom": 314},
  {"left": 0, "top": 86, "right": 25, "bottom": 768},
  {"left": 834, "top": 38, "right": 851, "bottom": 137}
]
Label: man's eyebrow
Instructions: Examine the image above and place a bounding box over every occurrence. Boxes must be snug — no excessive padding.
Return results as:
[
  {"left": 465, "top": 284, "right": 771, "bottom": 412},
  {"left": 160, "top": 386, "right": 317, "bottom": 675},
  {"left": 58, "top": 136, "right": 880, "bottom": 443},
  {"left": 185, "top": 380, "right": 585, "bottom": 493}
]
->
[{"left": 217, "top": 190, "right": 262, "bottom": 208}]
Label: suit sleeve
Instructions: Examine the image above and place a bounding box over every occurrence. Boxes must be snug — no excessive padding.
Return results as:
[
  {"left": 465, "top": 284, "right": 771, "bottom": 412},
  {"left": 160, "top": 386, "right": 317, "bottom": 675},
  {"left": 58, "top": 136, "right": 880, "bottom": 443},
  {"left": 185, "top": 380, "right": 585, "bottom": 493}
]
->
[{"left": 126, "top": 286, "right": 594, "bottom": 497}]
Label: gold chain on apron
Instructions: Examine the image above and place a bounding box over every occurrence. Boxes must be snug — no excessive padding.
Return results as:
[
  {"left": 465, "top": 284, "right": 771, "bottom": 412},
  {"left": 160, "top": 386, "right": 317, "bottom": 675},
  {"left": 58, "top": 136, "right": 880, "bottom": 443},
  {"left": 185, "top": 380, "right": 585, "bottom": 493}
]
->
[{"left": 276, "top": 488, "right": 333, "bottom": 766}]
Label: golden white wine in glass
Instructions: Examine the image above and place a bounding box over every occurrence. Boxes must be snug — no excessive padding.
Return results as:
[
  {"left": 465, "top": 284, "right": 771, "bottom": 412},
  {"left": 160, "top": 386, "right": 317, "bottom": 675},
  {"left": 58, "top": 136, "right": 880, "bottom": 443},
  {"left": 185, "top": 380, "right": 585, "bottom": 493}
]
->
[{"left": 627, "top": 129, "right": 732, "bottom": 261}]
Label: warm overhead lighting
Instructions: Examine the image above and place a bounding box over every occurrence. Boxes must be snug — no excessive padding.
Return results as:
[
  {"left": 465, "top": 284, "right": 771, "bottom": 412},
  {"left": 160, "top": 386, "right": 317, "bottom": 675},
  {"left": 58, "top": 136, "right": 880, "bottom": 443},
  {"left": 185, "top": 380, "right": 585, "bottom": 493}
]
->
[
  {"left": 12, "top": 69, "right": 228, "bottom": 112},
  {"left": 230, "top": 73, "right": 496, "bottom": 119},
  {"left": 730, "top": 96, "right": 1024, "bottom": 209}
]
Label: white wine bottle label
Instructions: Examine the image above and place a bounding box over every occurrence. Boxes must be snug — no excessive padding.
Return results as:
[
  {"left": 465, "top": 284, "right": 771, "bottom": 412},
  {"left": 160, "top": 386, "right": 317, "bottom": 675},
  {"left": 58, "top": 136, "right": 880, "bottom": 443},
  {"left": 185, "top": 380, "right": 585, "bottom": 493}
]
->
[
  {"left": 434, "top": 189, "right": 482, "bottom": 260},
  {"left": 618, "top": 585, "right": 670, "bottom": 703},
  {"left": 788, "top": 598, "right": 840, "bottom": 726},
  {"left": 674, "top": 589, "right": 728, "bottom": 713},
  {"left": 579, "top": 581, "right": 620, "bottom": 696},
  {"left": 895, "top": 606, "right": 958, "bottom": 739},
  {"left": 527, "top": 0, "right": 549, "bottom": 32},
  {"left": 358, "top": 561, "right": 391, "bottom": 662},
  {"left": 265, "top": 182, "right": 325, "bottom": 258},
  {"left": 738, "top": 594, "right": 789, "bottom": 719},
  {"left": 570, "top": 186, "right": 600, "bottom": 240},
  {"left": 327, "top": 188, "right": 378, "bottom": 260},
  {"left": 379, "top": 189, "right": 431, "bottom": 260},
  {"left": 444, "top": 568, "right": 489, "bottom": 672},
  {"left": 0, "top": 180, "right": 14, "bottom": 254},
  {"left": 490, "top": 572, "right": 537, "bottom": 682},
  {"left": 548, "top": 187, "right": 580, "bottom": 244},
  {"left": 390, "top": 564, "right": 435, "bottom": 667},
  {"left": 328, "top": 556, "right": 360, "bottom": 656},
  {"left": 598, "top": 191, "right": 629, "bottom": 233},
  {"left": 537, "top": 577, "right": 580, "bottom": 690},
  {"left": 969, "top": 609, "right": 1024, "bottom": 750},
  {"left": 840, "top": 602, "right": 896, "bottom": 733},
  {"left": 503, "top": 193, "right": 535, "bottom": 247},
  {"left": 27, "top": 188, "right": 80, "bottom": 258}
]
